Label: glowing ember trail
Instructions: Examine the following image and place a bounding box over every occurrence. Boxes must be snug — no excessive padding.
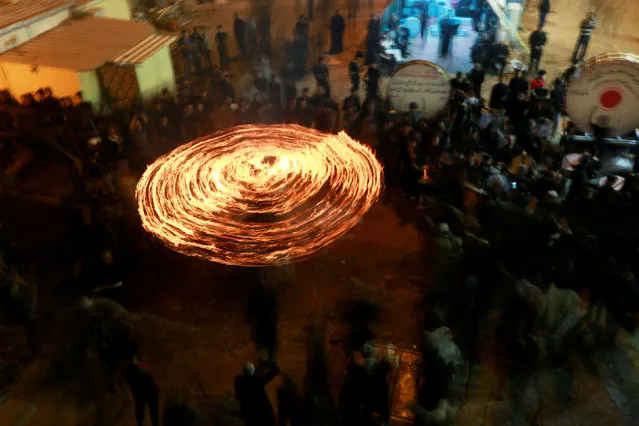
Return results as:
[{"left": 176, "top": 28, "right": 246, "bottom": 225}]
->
[{"left": 136, "top": 125, "right": 383, "bottom": 267}]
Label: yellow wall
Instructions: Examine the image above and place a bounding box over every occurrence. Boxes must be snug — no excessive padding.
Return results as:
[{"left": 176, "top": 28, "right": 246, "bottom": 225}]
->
[
  {"left": 78, "top": 0, "right": 132, "bottom": 20},
  {"left": 77, "top": 70, "right": 103, "bottom": 112},
  {"left": 135, "top": 45, "right": 176, "bottom": 100},
  {"left": 0, "top": 61, "right": 80, "bottom": 99}
]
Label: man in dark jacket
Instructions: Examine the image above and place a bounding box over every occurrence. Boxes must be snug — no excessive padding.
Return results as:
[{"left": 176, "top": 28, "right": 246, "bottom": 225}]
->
[
  {"left": 508, "top": 69, "right": 528, "bottom": 102},
  {"left": 234, "top": 12, "right": 246, "bottom": 57},
  {"left": 489, "top": 76, "right": 509, "bottom": 111},
  {"left": 467, "top": 62, "right": 485, "bottom": 99},
  {"left": 349, "top": 52, "right": 362, "bottom": 91},
  {"left": 365, "top": 63, "right": 380, "bottom": 100},
  {"left": 538, "top": 0, "right": 550, "bottom": 28},
  {"left": 312, "top": 56, "right": 330, "bottom": 96},
  {"left": 529, "top": 26, "right": 547, "bottom": 72},
  {"left": 235, "top": 361, "right": 280, "bottom": 426},
  {"left": 330, "top": 10, "right": 346, "bottom": 54},
  {"left": 215, "top": 25, "right": 230, "bottom": 70},
  {"left": 365, "top": 15, "right": 381, "bottom": 64}
]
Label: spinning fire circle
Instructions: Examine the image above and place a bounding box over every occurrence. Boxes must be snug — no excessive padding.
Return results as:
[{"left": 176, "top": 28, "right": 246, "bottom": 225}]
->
[{"left": 136, "top": 125, "right": 383, "bottom": 267}]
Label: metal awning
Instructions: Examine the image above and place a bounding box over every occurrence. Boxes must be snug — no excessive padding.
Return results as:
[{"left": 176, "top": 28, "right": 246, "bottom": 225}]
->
[{"left": 110, "top": 33, "right": 176, "bottom": 66}]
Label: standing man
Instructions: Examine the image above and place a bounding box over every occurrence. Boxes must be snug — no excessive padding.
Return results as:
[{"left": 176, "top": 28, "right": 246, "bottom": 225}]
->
[
  {"left": 365, "top": 62, "right": 380, "bottom": 100},
  {"left": 312, "top": 56, "right": 330, "bottom": 96},
  {"left": 529, "top": 25, "right": 547, "bottom": 72},
  {"left": 308, "top": 0, "right": 314, "bottom": 21},
  {"left": 123, "top": 357, "right": 160, "bottom": 426},
  {"left": 572, "top": 12, "right": 596, "bottom": 64},
  {"left": 329, "top": 10, "right": 346, "bottom": 54},
  {"left": 489, "top": 76, "right": 509, "bottom": 111},
  {"left": 467, "top": 62, "right": 485, "bottom": 99},
  {"left": 550, "top": 76, "right": 566, "bottom": 135},
  {"left": 235, "top": 361, "right": 280, "bottom": 426},
  {"left": 538, "top": 0, "right": 550, "bottom": 28},
  {"left": 215, "top": 24, "right": 230, "bottom": 71},
  {"left": 470, "top": 0, "right": 483, "bottom": 32},
  {"left": 365, "top": 14, "right": 381, "bottom": 64},
  {"left": 234, "top": 12, "right": 246, "bottom": 58},
  {"left": 438, "top": 10, "right": 457, "bottom": 58},
  {"left": 508, "top": 68, "right": 529, "bottom": 102},
  {"left": 178, "top": 29, "right": 194, "bottom": 81},
  {"left": 192, "top": 27, "right": 212, "bottom": 72},
  {"left": 349, "top": 52, "right": 362, "bottom": 92},
  {"left": 420, "top": 3, "right": 430, "bottom": 42}
]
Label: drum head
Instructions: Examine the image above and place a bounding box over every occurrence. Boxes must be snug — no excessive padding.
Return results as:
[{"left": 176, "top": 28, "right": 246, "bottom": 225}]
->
[
  {"left": 566, "top": 53, "right": 639, "bottom": 137},
  {"left": 386, "top": 60, "right": 451, "bottom": 118}
]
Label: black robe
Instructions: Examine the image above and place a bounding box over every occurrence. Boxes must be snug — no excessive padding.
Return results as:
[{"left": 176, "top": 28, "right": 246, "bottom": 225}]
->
[{"left": 330, "top": 14, "right": 345, "bottom": 53}]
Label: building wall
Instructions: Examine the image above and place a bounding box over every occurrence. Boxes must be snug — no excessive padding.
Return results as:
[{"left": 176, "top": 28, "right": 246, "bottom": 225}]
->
[
  {"left": 0, "top": 8, "right": 72, "bottom": 53},
  {"left": 77, "top": 70, "right": 103, "bottom": 112},
  {"left": 77, "top": 0, "right": 132, "bottom": 20},
  {"left": 135, "top": 45, "right": 176, "bottom": 100},
  {"left": 0, "top": 27, "right": 29, "bottom": 54},
  {"left": 0, "top": 61, "right": 80, "bottom": 99}
]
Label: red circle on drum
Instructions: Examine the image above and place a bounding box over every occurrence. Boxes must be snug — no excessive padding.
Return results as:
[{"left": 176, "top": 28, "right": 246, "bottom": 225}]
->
[{"left": 600, "top": 90, "right": 622, "bottom": 109}]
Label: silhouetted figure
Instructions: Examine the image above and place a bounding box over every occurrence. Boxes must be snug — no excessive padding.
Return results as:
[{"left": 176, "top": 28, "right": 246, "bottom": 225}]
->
[
  {"left": 361, "top": 344, "right": 392, "bottom": 425},
  {"left": 234, "top": 12, "right": 246, "bottom": 56},
  {"left": 123, "top": 358, "right": 160, "bottom": 426},
  {"left": 330, "top": 10, "right": 345, "bottom": 54},
  {"left": 538, "top": 0, "right": 550, "bottom": 28},
  {"left": 246, "top": 279, "right": 279, "bottom": 357},
  {"left": 235, "top": 361, "right": 280, "bottom": 426},
  {"left": 277, "top": 375, "right": 302, "bottom": 426},
  {"left": 312, "top": 56, "right": 330, "bottom": 96},
  {"left": 338, "top": 356, "right": 367, "bottom": 426},
  {"left": 489, "top": 76, "right": 509, "bottom": 111},
  {"left": 215, "top": 25, "right": 230, "bottom": 70},
  {"left": 349, "top": 52, "right": 362, "bottom": 91},
  {"left": 467, "top": 62, "right": 485, "bottom": 99},
  {"left": 365, "top": 63, "right": 380, "bottom": 100}
]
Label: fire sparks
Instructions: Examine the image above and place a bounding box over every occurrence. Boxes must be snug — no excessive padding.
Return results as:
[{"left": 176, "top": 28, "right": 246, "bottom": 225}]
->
[{"left": 136, "top": 125, "right": 383, "bottom": 267}]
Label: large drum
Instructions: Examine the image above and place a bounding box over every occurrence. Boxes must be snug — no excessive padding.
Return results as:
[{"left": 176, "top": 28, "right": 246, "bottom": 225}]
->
[
  {"left": 566, "top": 53, "right": 639, "bottom": 137},
  {"left": 386, "top": 60, "right": 451, "bottom": 118}
]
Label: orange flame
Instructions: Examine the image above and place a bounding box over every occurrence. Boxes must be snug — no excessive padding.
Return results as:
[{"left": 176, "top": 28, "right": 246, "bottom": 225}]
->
[{"left": 136, "top": 124, "right": 383, "bottom": 267}]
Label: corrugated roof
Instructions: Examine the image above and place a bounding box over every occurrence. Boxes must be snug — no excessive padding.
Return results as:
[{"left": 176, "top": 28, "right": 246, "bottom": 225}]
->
[
  {"left": 111, "top": 34, "right": 176, "bottom": 65},
  {"left": 0, "top": 0, "right": 74, "bottom": 30},
  {"left": 0, "top": 16, "right": 159, "bottom": 71}
]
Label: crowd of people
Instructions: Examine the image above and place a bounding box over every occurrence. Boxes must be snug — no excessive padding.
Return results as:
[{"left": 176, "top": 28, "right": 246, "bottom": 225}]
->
[{"left": 1, "top": 4, "right": 638, "bottom": 426}]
